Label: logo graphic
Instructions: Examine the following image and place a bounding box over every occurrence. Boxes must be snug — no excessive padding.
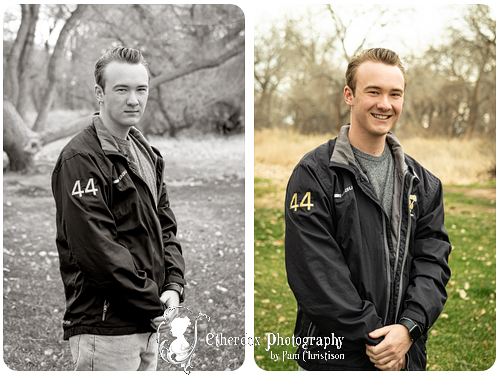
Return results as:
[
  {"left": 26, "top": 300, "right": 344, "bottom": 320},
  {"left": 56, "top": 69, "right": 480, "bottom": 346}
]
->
[
  {"left": 409, "top": 194, "right": 417, "bottom": 211},
  {"left": 334, "top": 186, "right": 353, "bottom": 199},
  {"left": 156, "top": 306, "right": 210, "bottom": 374}
]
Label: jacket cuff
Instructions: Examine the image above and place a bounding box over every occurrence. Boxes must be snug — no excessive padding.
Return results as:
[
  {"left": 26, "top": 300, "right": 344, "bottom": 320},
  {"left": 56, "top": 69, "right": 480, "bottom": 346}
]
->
[
  {"left": 400, "top": 309, "right": 426, "bottom": 332},
  {"left": 165, "top": 274, "right": 185, "bottom": 286}
]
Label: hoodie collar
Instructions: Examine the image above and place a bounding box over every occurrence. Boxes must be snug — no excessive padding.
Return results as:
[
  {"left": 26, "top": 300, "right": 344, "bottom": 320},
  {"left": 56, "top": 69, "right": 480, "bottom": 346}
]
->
[{"left": 330, "top": 124, "right": 408, "bottom": 177}]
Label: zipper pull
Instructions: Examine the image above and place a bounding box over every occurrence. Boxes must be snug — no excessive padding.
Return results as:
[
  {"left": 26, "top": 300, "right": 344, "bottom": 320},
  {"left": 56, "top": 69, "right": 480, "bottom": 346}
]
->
[{"left": 102, "top": 301, "right": 109, "bottom": 321}]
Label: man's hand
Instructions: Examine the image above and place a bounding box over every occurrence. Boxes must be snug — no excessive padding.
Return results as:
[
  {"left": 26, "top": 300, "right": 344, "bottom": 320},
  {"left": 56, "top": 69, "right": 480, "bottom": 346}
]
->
[
  {"left": 160, "top": 290, "right": 181, "bottom": 309},
  {"left": 365, "top": 324, "right": 412, "bottom": 371},
  {"left": 150, "top": 290, "right": 181, "bottom": 334}
]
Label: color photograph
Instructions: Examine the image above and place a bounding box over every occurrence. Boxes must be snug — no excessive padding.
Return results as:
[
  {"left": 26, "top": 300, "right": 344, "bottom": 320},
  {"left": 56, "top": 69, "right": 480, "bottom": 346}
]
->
[{"left": 254, "top": 3, "right": 495, "bottom": 371}]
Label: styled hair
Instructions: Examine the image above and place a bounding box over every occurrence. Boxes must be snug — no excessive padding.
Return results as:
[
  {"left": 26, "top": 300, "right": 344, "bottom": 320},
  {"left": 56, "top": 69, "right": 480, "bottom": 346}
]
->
[
  {"left": 345, "top": 48, "right": 406, "bottom": 95},
  {"left": 94, "top": 46, "right": 149, "bottom": 92}
]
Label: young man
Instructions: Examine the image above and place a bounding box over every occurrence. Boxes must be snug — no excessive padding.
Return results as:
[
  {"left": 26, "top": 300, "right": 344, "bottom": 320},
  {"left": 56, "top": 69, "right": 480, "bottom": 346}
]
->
[
  {"left": 285, "top": 48, "right": 451, "bottom": 371},
  {"left": 52, "top": 47, "right": 186, "bottom": 370}
]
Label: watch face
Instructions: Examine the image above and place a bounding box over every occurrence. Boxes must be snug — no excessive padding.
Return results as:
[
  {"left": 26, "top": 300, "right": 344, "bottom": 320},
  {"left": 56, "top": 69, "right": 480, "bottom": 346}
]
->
[
  {"left": 400, "top": 318, "right": 420, "bottom": 342},
  {"left": 409, "top": 324, "right": 421, "bottom": 341}
]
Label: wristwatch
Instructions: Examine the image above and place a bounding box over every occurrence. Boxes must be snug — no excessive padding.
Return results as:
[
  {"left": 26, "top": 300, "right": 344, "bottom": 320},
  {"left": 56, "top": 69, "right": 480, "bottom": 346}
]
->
[{"left": 398, "top": 317, "right": 422, "bottom": 342}]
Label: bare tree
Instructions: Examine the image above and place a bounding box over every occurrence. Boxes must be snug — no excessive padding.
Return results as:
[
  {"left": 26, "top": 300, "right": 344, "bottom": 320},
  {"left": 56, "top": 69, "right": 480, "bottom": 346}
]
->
[
  {"left": 459, "top": 5, "right": 496, "bottom": 139},
  {"left": 5, "top": 4, "right": 40, "bottom": 118},
  {"left": 3, "top": 4, "right": 245, "bottom": 172},
  {"left": 32, "top": 5, "right": 89, "bottom": 132},
  {"left": 3, "top": 100, "right": 39, "bottom": 172},
  {"left": 403, "top": 5, "right": 495, "bottom": 139},
  {"left": 254, "top": 22, "right": 289, "bottom": 129}
]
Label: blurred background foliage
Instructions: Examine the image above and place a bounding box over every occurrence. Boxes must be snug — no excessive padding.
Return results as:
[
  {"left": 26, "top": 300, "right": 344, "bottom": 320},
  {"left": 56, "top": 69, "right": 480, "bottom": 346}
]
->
[{"left": 254, "top": 4, "right": 495, "bottom": 140}]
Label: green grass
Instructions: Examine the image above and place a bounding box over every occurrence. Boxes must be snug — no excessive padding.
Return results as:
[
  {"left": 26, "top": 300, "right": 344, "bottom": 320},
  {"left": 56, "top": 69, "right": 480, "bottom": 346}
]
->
[
  {"left": 254, "top": 205, "right": 298, "bottom": 370},
  {"left": 254, "top": 180, "right": 496, "bottom": 371}
]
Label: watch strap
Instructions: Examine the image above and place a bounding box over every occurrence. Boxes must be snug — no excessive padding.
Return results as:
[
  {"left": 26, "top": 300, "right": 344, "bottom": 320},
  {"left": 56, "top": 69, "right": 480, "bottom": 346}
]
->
[{"left": 399, "top": 317, "right": 422, "bottom": 342}]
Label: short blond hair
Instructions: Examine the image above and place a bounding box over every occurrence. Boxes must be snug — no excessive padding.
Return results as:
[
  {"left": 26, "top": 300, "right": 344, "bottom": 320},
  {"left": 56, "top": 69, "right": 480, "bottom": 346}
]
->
[{"left": 346, "top": 48, "right": 406, "bottom": 95}]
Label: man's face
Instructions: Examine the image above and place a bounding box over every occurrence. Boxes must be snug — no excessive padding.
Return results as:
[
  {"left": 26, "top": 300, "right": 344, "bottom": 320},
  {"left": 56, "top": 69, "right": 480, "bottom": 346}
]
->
[
  {"left": 344, "top": 61, "right": 405, "bottom": 138},
  {"left": 96, "top": 61, "right": 149, "bottom": 129}
]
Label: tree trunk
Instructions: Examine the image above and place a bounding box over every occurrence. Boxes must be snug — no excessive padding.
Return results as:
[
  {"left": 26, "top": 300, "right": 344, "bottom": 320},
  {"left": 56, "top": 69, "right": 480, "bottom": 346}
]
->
[
  {"left": 16, "top": 4, "right": 40, "bottom": 118},
  {"left": 463, "top": 43, "right": 492, "bottom": 140},
  {"left": 5, "top": 5, "right": 32, "bottom": 105},
  {"left": 39, "top": 115, "right": 93, "bottom": 145},
  {"left": 3, "top": 100, "right": 38, "bottom": 172},
  {"left": 32, "top": 5, "right": 88, "bottom": 132}
]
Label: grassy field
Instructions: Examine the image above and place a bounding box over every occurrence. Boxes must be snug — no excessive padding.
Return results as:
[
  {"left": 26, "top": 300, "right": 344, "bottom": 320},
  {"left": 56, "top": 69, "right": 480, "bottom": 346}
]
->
[
  {"left": 254, "top": 129, "right": 496, "bottom": 371},
  {"left": 3, "top": 126, "right": 245, "bottom": 371},
  {"left": 255, "top": 128, "right": 496, "bottom": 186}
]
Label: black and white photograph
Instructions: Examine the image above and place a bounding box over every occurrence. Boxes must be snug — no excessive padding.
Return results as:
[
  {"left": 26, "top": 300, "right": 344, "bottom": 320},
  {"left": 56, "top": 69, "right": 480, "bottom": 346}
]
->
[{"left": 3, "top": 4, "right": 244, "bottom": 371}]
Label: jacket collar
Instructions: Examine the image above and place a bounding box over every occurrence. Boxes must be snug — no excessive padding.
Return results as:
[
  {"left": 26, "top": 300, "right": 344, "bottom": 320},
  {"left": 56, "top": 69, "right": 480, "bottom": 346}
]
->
[
  {"left": 330, "top": 124, "right": 408, "bottom": 178},
  {"left": 93, "top": 114, "right": 120, "bottom": 155},
  {"left": 92, "top": 114, "right": 158, "bottom": 163}
]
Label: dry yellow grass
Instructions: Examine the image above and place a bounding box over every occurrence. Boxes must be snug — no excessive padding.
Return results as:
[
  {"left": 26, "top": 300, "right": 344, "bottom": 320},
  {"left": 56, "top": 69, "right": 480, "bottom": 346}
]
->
[{"left": 255, "top": 128, "right": 495, "bottom": 208}]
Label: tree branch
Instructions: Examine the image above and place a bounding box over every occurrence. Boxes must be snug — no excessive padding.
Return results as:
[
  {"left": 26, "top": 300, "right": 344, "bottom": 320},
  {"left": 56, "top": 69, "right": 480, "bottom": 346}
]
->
[{"left": 150, "top": 36, "right": 244, "bottom": 87}]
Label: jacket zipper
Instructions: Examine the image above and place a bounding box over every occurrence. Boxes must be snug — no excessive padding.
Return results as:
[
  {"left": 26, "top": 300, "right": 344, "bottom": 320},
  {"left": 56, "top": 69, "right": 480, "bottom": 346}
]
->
[
  {"left": 334, "top": 162, "right": 412, "bottom": 326},
  {"left": 387, "top": 170, "right": 409, "bottom": 324},
  {"left": 393, "top": 171, "right": 408, "bottom": 281},
  {"left": 102, "top": 300, "right": 109, "bottom": 321},
  {"left": 382, "top": 213, "right": 392, "bottom": 326},
  {"left": 394, "top": 174, "right": 417, "bottom": 320},
  {"left": 383, "top": 170, "right": 418, "bottom": 325},
  {"left": 352, "top": 169, "right": 392, "bottom": 326}
]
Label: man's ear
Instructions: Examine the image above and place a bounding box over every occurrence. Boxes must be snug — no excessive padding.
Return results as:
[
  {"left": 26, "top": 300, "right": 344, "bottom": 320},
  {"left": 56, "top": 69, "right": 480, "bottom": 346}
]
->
[
  {"left": 94, "top": 84, "right": 104, "bottom": 101},
  {"left": 344, "top": 86, "right": 354, "bottom": 106}
]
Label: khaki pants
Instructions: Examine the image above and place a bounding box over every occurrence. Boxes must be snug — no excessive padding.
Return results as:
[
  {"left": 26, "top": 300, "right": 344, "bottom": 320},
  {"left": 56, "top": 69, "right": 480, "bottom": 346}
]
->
[{"left": 69, "top": 333, "right": 158, "bottom": 371}]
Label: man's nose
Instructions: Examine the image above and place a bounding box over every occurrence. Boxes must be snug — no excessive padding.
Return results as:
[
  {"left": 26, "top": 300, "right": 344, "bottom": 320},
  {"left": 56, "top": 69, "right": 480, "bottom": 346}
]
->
[
  {"left": 127, "top": 92, "right": 139, "bottom": 106},
  {"left": 377, "top": 95, "right": 391, "bottom": 111}
]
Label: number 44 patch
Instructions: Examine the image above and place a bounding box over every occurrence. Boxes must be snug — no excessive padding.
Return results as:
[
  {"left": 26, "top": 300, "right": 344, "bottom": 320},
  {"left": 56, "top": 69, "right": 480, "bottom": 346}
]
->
[
  {"left": 289, "top": 191, "right": 314, "bottom": 211},
  {"left": 71, "top": 178, "right": 99, "bottom": 198}
]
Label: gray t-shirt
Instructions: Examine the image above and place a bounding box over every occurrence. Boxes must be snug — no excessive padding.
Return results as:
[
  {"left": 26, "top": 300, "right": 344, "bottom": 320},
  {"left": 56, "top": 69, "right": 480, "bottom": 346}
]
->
[{"left": 351, "top": 143, "right": 394, "bottom": 218}]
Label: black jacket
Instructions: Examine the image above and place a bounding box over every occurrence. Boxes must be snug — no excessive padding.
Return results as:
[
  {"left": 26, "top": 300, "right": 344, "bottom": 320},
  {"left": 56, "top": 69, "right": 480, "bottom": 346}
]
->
[
  {"left": 52, "top": 115, "right": 185, "bottom": 340},
  {"left": 285, "top": 125, "right": 451, "bottom": 370}
]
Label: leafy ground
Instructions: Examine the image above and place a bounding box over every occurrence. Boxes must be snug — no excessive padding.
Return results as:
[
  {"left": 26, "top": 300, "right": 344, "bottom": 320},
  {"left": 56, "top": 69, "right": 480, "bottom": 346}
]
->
[
  {"left": 3, "top": 133, "right": 245, "bottom": 371},
  {"left": 254, "top": 178, "right": 496, "bottom": 371}
]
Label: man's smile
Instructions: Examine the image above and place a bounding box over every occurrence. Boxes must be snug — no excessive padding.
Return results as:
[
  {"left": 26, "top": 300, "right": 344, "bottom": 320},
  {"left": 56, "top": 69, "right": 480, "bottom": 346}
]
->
[{"left": 372, "top": 113, "right": 392, "bottom": 120}]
